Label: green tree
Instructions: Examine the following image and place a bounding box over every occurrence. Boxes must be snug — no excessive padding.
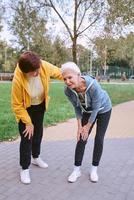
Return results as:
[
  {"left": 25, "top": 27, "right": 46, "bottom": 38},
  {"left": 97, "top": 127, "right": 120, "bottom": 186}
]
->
[
  {"left": 106, "top": 0, "right": 134, "bottom": 33},
  {"left": 36, "top": 0, "right": 106, "bottom": 63},
  {"left": 52, "top": 37, "right": 71, "bottom": 67},
  {"left": 9, "top": 0, "right": 71, "bottom": 64},
  {"left": 0, "top": 41, "right": 17, "bottom": 72},
  {"left": 9, "top": 0, "right": 49, "bottom": 53},
  {"left": 94, "top": 33, "right": 134, "bottom": 73},
  {"left": 77, "top": 44, "right": 90, "bottom": 72}
]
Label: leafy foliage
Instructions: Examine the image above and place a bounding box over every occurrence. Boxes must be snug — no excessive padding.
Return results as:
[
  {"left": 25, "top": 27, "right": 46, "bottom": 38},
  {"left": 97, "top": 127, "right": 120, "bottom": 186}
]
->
[
  {"left": 94, "top": 33, "right": 134, "bottom": 69},
  {"left": 36, "top": 0, "right": 106, "bottom": 63},
  {"left": 106, "top": 0, "right": 134, "bottom": 33}
]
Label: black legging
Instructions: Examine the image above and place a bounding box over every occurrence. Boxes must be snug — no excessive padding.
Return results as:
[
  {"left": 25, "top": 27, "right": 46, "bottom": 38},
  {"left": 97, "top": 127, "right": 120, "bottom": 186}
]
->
[
  {"left": 75, "top": 109, "right": 112, "bottom": 166},
  {"left": 18, "top": 101, "right": 45, "bottom": 169}
]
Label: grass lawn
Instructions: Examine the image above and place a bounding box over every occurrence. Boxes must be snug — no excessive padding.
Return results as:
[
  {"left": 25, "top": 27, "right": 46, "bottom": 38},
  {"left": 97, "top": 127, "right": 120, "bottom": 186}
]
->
[{"left": 0, "top": 81, "right": 134, "bottom": 141}]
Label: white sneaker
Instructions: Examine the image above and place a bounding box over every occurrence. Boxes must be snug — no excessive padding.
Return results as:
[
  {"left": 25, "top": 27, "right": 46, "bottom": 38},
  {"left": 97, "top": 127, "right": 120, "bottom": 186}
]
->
[
  {"left": 68, "top": 170, "right": 81, "bottom": 183},
  {"left": 20, "top": 169, "right": 31, "bottom": 184},
  {"left": 90, "top": 171, "right": 99, "bottom": 182},
  {"left": 32, "top": 157, "right": 48, "bottom": 168}
]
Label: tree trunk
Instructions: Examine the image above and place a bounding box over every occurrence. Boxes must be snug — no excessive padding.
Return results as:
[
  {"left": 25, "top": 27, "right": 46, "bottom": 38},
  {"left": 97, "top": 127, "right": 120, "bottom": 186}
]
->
[{"left": 72, "top": 37, "right": 77, "bottom": 64}]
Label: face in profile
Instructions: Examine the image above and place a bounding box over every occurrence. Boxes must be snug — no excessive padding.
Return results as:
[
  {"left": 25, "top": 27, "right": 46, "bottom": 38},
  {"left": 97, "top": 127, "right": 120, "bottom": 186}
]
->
[{"left": 62, "top": 69, "right": 80, "bottom": 89}]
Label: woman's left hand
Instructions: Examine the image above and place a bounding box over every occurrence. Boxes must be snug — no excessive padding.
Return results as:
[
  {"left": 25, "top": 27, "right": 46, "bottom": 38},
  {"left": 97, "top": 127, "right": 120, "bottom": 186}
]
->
[{"left": 81, "top": 123, "right": 92, "bottom": 141}]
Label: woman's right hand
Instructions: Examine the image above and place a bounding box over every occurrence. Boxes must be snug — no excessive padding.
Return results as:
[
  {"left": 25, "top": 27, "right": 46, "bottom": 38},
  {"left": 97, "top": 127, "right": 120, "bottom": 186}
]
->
[
  {"left": 23, "top": 124, "right": 34, "bottom": 140},
  {"left": 77, "top": 127, "right": 83, "bottom": 141},
  {"left": 77, "top": 119, "right": 82, "bottom": 141}
]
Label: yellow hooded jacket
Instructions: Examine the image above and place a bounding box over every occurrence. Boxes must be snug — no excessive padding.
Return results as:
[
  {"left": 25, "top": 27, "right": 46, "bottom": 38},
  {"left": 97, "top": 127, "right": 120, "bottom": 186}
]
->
[{"left": 11, "top": 60, "right": 63, "bottom": 125}]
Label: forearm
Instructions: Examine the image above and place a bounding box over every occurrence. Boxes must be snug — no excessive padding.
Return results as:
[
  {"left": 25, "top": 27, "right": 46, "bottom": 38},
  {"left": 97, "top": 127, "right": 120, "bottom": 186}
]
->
[
  {"left": 11, "top": 81, "right": 32, "bottom": 125},
  {"left": 77, "top": 118, "right": 82, "bottom": 128}
]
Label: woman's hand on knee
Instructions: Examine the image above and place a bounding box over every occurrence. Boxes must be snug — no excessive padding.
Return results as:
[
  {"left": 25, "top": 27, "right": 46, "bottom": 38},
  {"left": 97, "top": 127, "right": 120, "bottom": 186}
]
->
[
  {"left": 23, "top": 124, "right": 34, "bottom": 139},
  {"left": 81, "top": 123, "right": 92, "bottom": 141}
]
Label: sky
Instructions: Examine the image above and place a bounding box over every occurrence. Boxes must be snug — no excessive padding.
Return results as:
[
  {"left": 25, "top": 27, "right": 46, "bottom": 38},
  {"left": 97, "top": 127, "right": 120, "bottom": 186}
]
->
[
  {"left": 0, "top": 18, "right": 99, "bottom": 48},
  {"left": 0, "top": 0, "right": 108, "bottom": 48},
  {"left": 0, "top": 23, "right": 12, "bottom": 44},
  {"left": 1, "top": 18, "right": 133, "bottom": 50},
  {"left": 0, "top": 0, "right": 134, "bottom": 48}
]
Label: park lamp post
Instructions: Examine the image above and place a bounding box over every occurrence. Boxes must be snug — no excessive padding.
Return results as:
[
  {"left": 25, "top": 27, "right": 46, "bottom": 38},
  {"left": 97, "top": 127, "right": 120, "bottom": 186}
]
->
[
  {"left": 89, "top": 45, "right": 94, "bottom": 75},
  {"left": 84, "top": 34, "right": 95, "bottom": 75}
]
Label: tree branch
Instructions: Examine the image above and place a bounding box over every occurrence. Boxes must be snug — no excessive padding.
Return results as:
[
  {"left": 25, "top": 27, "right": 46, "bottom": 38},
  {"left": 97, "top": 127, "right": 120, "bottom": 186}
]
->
[
  {"left": 47, "top": 0, "right": 73, "bottom": 40},
  {"left": 76, "top": 0, "right": 97, "bottom": 33},
  {"left": 78, "top": 6, "right": 103, "bottom": 36}
]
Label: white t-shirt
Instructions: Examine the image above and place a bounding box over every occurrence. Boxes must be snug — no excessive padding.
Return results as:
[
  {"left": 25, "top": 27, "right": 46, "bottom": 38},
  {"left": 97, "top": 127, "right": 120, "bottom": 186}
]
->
[{"left": 27, "top": 75, "right": 45, "bottom": 105}]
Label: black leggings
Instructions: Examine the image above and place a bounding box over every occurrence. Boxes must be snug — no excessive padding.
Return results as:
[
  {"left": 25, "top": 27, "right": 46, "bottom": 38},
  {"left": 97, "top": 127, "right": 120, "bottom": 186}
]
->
[
  {"left": 18, "top": 101, "right": 45, "bottom": 169},
  {"left": 75, "top": 110, "right": 112, "bottom": 167}
]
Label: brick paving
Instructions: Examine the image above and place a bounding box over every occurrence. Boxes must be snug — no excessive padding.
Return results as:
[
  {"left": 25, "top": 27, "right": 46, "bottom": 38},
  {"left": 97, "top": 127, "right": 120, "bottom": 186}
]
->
[{"left": 0, "top": 101, "right": 134, "bottom": 200}]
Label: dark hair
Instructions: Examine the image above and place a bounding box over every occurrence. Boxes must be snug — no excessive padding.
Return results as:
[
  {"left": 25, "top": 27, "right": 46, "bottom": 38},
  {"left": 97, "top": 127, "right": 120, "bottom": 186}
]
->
[{"left": 18, "top": 51, "right": 41, "bottom": 73}]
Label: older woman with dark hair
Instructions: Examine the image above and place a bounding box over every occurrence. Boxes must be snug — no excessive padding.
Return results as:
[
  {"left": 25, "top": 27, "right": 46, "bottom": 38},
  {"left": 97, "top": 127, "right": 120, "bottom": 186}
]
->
[
  {"left": 61, "top": 62, "right": 112, "bottom": 183},
  {"left": 11, "top": 51, "right": 62, "bottom": 184}
]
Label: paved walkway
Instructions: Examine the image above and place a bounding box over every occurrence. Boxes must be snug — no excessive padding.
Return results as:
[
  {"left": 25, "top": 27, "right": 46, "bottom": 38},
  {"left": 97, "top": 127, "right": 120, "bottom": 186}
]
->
[{"left": 0, "top": 101, "right": 134, "bottom": 200}]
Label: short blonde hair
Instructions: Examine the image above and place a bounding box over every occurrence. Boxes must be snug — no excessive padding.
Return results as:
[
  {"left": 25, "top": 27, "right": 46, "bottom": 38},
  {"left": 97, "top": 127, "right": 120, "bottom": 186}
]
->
[{"left": 61, "top": 62, "right": 81, "bottom": 74}]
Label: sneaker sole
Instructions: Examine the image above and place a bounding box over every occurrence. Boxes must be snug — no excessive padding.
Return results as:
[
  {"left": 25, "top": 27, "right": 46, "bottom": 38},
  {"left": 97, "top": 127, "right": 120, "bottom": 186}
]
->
[
  {"left": 21, "top": 181, "right": 31, "bottom": 184},
  {"left": 90, "top": 179, "right": 98, "bottom": 183}
]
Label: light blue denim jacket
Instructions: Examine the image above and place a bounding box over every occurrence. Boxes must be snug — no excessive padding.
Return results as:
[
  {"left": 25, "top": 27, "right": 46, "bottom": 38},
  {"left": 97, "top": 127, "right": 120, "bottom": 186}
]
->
[{"left": 64, "top": 75, "right": 112, "bottom": 124}]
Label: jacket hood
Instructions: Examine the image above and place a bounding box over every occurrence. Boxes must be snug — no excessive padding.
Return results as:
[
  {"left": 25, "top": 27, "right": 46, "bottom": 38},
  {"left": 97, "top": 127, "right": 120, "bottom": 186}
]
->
[{"left": 81, "top": 75, "right": 95, "bottom": 91}]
